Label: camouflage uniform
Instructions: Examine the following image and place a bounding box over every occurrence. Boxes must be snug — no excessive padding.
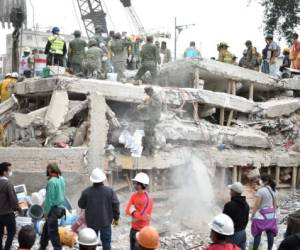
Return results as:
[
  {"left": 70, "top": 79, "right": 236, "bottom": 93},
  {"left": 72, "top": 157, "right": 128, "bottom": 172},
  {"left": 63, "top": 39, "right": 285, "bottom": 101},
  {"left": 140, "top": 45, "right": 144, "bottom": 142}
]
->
[
  {"left": 134, "top": 43, "right": 161, "bottom": 82},
  {"left": 138, "top": 92, "right": 162, "bottom": 156},
  {"left": 109, "top": 38, "right": 131, "bottom": 81},
  {"left": 68, "top": 38, "right": 87, "bottom": 74},
  {"left": 240, "top": 46, "right": 259, "bottom": 70},
  {"left": 83, "top": 43, "right": 103, "bottom": 79}
]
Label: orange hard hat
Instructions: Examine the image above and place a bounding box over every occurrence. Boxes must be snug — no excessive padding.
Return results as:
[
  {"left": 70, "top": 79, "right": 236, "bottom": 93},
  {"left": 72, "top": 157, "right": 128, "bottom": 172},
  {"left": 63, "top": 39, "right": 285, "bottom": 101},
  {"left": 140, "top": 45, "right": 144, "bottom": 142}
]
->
[{"left": 136, "top": 226, "right": 160, "bottom": 249}]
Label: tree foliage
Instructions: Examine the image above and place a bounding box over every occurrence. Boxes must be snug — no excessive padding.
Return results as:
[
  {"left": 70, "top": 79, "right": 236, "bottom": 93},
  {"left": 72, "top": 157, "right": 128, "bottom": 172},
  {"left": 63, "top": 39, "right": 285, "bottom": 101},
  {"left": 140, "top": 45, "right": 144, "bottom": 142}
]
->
[{"left": 259, "top": 0, "right": 300, "bottom": 42}]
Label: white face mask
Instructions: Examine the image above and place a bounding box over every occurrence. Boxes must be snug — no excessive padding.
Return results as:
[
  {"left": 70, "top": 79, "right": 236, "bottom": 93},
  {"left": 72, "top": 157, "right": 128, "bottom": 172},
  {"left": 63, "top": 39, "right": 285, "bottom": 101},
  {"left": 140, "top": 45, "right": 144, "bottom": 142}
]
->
[{"left": 8, "top": 171, "right": 12, "bottom": 177}]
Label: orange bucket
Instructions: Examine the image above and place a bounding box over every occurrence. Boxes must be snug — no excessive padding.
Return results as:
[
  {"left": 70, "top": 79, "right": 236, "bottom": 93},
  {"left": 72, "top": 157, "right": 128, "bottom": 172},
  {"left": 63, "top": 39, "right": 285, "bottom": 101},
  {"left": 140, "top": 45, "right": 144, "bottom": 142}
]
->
[{"left": 58, "top": 227, "right": 77, "bottom": 247}]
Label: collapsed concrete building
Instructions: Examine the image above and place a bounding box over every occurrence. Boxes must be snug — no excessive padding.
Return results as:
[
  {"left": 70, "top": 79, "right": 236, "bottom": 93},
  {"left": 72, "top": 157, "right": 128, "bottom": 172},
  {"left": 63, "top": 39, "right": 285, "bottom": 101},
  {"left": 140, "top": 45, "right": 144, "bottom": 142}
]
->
[{"left": 2, "top": 58, "right": 300, "bottom": 198}]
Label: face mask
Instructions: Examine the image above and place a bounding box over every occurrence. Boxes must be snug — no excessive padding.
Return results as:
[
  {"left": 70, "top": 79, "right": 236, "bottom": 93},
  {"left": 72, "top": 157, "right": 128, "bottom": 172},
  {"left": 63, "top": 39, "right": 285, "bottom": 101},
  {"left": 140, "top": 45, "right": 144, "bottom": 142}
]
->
[{"left": 8, "top": 171, "right": 12, "bottom": 177}]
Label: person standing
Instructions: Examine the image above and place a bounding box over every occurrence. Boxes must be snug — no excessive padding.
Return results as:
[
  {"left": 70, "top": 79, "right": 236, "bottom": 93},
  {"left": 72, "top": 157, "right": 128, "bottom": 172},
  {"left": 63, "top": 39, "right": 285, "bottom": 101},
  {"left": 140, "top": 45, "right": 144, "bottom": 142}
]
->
[
  {"left": 108, "top": 32, "right": 131, "bottom": 82},
  {"left": 218, "top": 42, "right": 234, "bottom": 64},
  {"left": 160, "top": 41, "right": 171, "bottom": 64},
  {"left": 92, "top": 25, "right": 106, "bottom": 47},
  {"left": 125, "top": 173, "right": 153, "bottom": 250},
  {"left": 134, "top": 36, "right": 160, "bottom": 83},
  {"left": 205, "top": 214, "right": 240, "bottom": 250},
  {"left": 223, "top": 182, "right": 249, "bottom": 250},
  {"left": 78, "top": 168, "right": 120, "bottom": 250},
  {"left": 0, "top": 162, "right": 20, "bottom": 250},
  {"left": 137, "top": 87, "right": 162, "bottom": 156},
  {"left": 280, "top": 48, "right": 291, "bottom": 73},
  {"left": 239, "top": 41, "right": 259, "bottom": 71},
  {"left": 0, "top": 72, "right": 18, "bottom": 102},
  {"left": 40, "top": 163, "right": 66, "bottom": 250},
  {"left": 184, "top": 41, "right": 201, "bottom": 59},
  {"left": 264, "top": 34, "right": 280, "bottom": 76},
  {"left": 251, "top": 174, "right": 278, "bottom": 250},
  {"left": 68, "top": 30, "right": 87, "bottom": 75},
  {"left": 290, "top": 33, "right": 300, "bottom": 70},
  {"left": 19, "top": 47, "right": 32, "bottom": 78},
  {"left": 44, "top": 27, "right": 67, "bottom": 67},
  {"left": 83, "top": 39, "right": 103, "bottom": 79}
]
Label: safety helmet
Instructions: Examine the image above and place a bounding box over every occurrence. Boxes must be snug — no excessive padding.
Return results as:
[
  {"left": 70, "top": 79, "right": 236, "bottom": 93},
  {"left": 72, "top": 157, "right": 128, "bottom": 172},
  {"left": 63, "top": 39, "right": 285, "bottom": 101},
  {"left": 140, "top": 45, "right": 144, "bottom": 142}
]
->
[
  {"left": 132, "top": 172, "right": 150, "bottom": 185},
  {"left": 24, "top": 47, "right": 31, "bottom": 53},
  {"left": 266, "top": 33, "right": 273, "bottom": 39},
  {"left": 52, "top": 26, "right": 60, "bottom": 34},
  {"left": 219, "top": 42, "right": 229, "bottom": 48},
  {"left": 73, "top": 30, "right": 81, "bottom": 37},
  {"left": 209, "top": 214, "right": 234, "bottom": 236},
  {"left": 90, "top": 168, "right": 107, "bottom": 183},
  {"left": 77, "top": 228, "right": 99, "bottom": 246},
  {"left": 245, "top": 40, "right": 252, "bottom": 46},
  {"left": 11, "top": 72, "right": 19, "bottom": 78},
  {"left": 88, "top": 39, "right": 97, "bottom": 47},
  {"left": 136, "top": 226, "right": 160, "bottom": 249},
  {"left": 5, "top": 73, "right": 12, "bottom": 78},
  {"left": 283, "top": 48, "right": 290, "bottom": 53}
]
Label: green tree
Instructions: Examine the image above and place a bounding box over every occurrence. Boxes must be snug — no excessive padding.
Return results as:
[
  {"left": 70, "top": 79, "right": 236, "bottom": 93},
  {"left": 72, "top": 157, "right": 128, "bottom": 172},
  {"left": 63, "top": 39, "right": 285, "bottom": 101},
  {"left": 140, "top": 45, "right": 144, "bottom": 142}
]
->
[{"left": 257, "top": 0, "right": 300, "bottom": 42}]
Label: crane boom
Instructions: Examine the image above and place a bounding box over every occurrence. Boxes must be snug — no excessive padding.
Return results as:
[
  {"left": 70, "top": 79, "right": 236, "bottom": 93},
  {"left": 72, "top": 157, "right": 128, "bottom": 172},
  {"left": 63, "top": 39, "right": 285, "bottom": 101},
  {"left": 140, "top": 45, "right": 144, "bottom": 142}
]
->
[{"left": 0, "top": 0, "right": 27, "bottom": 28}]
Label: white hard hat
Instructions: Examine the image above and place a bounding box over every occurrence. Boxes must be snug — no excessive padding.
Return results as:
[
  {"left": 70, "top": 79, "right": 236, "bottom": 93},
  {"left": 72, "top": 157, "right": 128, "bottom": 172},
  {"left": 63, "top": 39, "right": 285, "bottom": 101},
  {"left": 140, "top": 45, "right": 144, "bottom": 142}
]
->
[
  {"left": 90, "top": 168, "right": 107, "bottom": 183},
  {"left": 24, "top": 47, "right": 31, "bottom": 53},
  {"left": 77, "top": 228, "right": 99, "bottom": 246},
  {"left": 209, "top": 214, "right": 234, "bottom": 236},
  {"left": 228, "top": 182, "right": 244, "bottom": 194},
  {"left": 132, "top": 172, "right": 150, "bottom": 185},
  {"left": 5, "top": 73, "right": 12, "bottom": 78},
  {"left": 11, "top": 72, "right": 19, "bottom": 78}
]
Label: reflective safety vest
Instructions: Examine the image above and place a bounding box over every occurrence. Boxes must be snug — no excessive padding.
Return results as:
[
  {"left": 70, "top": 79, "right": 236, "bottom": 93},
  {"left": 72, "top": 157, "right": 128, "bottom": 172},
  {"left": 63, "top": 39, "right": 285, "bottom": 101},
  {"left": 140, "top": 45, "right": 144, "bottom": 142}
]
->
[
  {"left": 223, "top": 51, "right": 234, "bottom": 64},
  {"left": 48, "top": 35, "right": 65, "bottom": 55}
]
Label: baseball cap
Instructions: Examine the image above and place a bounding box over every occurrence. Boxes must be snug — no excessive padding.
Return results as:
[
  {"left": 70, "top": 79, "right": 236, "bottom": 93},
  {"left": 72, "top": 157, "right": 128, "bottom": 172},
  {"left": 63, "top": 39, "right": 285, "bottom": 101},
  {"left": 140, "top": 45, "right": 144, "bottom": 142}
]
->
[{"left": 228, "top": 182, "right": 244, "bottom": 194}]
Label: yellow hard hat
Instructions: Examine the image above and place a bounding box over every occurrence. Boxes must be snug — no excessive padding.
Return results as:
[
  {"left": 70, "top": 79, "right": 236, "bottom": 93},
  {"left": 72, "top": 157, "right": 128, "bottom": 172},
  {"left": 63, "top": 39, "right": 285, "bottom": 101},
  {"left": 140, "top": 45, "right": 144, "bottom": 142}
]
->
[{"left": 283, "top": 48, "right": 290, "bottom": 53}]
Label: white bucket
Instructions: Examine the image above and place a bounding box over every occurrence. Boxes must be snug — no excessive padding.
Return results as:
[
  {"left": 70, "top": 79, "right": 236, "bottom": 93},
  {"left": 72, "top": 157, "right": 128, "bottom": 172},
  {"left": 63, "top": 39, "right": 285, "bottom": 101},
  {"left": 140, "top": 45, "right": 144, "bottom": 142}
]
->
[
  {"left": 107, "top": 73, "right": 118, "bottom": 81},
  {"left": 34, "top": 54, "right": 47, "bottom": 76}
]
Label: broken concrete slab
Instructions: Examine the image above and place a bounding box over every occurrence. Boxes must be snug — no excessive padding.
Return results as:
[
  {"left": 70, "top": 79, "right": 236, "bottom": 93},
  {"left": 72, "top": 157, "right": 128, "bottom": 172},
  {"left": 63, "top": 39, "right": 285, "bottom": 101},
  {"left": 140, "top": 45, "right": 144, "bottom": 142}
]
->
[
  {"left": 259, "top": 98, "right": 300, "bottom": 118},
  {"left": 0, "top": 95, "right": 18, "bottom": 116},
  {"left": 64, "top": 100, "right": 88, "bottom": 123},
  {"left": 44, "top": 90, "right": 69, "bottom": 134},
  {"left": 87, "top": 92, "right": 108, "bottom": 171},
  {"left": 155, "top": 119, "right": 270, "bottom": 149},
  {"left": 14, "top": 77, "right": 59, "bottom": 95},
  {"left": 106, "top": 105, "right": 121, "bottom": 128}
]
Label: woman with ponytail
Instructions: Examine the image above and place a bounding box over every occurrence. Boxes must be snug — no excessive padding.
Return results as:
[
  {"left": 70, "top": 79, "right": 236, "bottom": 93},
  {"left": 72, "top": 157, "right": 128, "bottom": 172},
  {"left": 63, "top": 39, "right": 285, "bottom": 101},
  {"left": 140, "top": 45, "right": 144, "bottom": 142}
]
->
[{"left": 251, "top": 174, "right": 278, "bottom": 250}]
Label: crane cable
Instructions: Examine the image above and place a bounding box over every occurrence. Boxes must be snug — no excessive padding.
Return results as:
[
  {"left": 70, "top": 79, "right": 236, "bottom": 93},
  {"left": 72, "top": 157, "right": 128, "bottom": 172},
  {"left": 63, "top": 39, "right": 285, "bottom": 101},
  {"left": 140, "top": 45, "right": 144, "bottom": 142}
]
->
[
  {"left": 102, "top": 0, "right": 116, "bottom": 31},
  {"left": 71, "top": 0, "right": 84, "bottom": 33}
]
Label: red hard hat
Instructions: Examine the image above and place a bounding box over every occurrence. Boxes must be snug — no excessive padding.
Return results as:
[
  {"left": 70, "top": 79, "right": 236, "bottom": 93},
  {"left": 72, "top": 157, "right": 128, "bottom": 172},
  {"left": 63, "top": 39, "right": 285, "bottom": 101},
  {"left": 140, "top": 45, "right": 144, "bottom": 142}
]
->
[{"left": 136, "top": 226, "right": 160, "bottom": 249}]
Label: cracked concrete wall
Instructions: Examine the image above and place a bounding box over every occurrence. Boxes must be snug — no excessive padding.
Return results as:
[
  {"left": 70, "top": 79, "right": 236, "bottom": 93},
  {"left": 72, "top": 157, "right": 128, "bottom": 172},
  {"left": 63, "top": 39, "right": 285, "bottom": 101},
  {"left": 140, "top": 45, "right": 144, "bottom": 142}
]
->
[{"left": 87, "top": 92, "right": 108, "bottom": 171}]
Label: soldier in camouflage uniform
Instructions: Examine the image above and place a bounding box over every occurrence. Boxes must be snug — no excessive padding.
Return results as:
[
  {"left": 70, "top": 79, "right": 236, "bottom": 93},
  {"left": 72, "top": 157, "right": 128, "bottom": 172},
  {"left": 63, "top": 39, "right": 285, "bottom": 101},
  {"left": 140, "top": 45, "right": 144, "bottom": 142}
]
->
[
  {"left": 92, "top": 25, "right": 106, "bottom": 47},
  {"left": 239, "top": 40, "right": 259, "bottom": 70},
  {"left": 68, "top": 30, "right": 87, "bottom": 75},
  {"left": 108, "top": 32, "right": 131, "bottom": 81},
  {"left": 134, "top": 36, "right": 161, "bottom": 83},
  {"left": 137, "top": 86, "right": 162, "bottom": 156},
  {"left": 83, "top": 39, "right": 103, "bottom": 79},
  {"left": 160, "top": 41, "right": 171, "bottom": 64}
]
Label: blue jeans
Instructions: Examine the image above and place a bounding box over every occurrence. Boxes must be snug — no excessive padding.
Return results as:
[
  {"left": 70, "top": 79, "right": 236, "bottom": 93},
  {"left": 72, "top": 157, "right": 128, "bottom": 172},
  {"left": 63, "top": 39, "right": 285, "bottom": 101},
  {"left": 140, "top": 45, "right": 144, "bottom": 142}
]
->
[
  {"left": 40, "top": 207, "right": 64, "bottom": 250},
  {"left": 253, "top": 230, "right": 274, "bottom": 250},
  {"left": 130, "top": 228, "right": 139, "bottom": 250},
  {"left": 92, "top": 226, "right": 112, "bottom": 250},
  {"left": 227, "top": 230, "right": 246, "bottom": 250}
]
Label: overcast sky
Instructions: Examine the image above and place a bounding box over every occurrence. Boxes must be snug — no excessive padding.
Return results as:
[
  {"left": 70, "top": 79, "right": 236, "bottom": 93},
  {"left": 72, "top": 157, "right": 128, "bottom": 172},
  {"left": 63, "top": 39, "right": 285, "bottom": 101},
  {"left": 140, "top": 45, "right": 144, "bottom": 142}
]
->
[{"left": 0, "top": 0, "right": 297, "bottom": 58}]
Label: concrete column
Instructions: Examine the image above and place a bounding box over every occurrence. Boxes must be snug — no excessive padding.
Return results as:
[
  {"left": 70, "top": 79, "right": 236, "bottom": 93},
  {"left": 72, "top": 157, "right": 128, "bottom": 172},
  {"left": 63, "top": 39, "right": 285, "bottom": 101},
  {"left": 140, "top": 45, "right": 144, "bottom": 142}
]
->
[{"left": 88, "top": 92, "right": 108, "bottom": 171}]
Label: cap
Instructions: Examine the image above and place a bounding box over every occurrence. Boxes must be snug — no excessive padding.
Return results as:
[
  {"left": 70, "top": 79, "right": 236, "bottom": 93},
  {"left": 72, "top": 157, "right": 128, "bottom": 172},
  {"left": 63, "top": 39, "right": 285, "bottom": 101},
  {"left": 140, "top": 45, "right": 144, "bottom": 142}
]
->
[{"left": 228, "top": 182, "right": 244, "bottom": 194}]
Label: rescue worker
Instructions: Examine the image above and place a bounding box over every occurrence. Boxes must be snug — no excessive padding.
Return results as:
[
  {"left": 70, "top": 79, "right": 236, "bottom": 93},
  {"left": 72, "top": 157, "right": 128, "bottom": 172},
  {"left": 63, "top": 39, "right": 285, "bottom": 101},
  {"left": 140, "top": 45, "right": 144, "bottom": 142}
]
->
[
  {"left": 218, "top": 42, "right": 234, "bottom": 64},
  {"left": 77, "top": 228, "right": 99, "bottom": 250},
  {"left": 18, "top": 225, "right": 36, "bottom": 250},
  {"left": 280, "top": 48, "right": 291, "bottom": 72},
  {"left": 136, "top": 226, "right": 160, "bottom": 250},
  {"left": 205, "top": 214, "right": 240, "bottom": 250},
  {"left": 132, "top": 36, "right": 143, "bottom": 69},
  {"left": 78, "top": 168, "right": 120, "bottom": 250},
  {"left": 92, "top": 25, "right": 106, "bottom": 47},
  {"left": 137, "top": 86, "right": 162, "bottom": 156},
  {"left": 125, "top": 173, "right": 153, "bottom": 250},
  {"left": 68, "top": 30, "right": 87, "bottom": 75},
  {"left": 239, "top": 41, "right": 259, "bottom": 70},
  {"left": 184, "top": 41, "right": 202, "bottom": 59},
  {"left": 155, "top": 41, "right": 160, "bottom": 50},
  {"left": 290, "top": 33, "right": 300, "bottom": 70},
  {"left": 223, "top": 182, "right": 249, "bottom": 250},
  {"left": 0, "top": 162, "right": 20, "bottom": 250},
  {"left": 0, "top": 72, "right": 18, "bottom": 102},
  {"left": 108, "top": 32, "right": 131, "bottom": 82},
  {"left": 40, "top": 163, "right": 66, "bottom": 250},
  {"left": 134, "top": 36, "right": 160, "bottom": 83},
  {"left": 19, "top": 47, "right": 32, "bottom": 78},
  {"left": 83, "top": 39, "right": 103, "bottom": 79},
  {"left": 160, "top": 41, "right": 171, "bottom": 64},
  {"left": 263, "top": 34, "right": 280, "bottom": 76},
  {"left": 44, "top": 27, "right": 67, "bottom": 67}
]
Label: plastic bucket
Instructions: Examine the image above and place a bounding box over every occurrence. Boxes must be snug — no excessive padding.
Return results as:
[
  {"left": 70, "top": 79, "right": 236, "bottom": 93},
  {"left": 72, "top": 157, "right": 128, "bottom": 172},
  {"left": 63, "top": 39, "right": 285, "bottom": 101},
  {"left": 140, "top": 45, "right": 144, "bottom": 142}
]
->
[
  {"left": 34, "top": 54, "right": 47, "bottom": 76},
  {"left": 28, "top": 204, "right": 44, "bottom": 220},
  {"left": 107, "top": 73, "right": 118, "bottom": 81},
  {"left": 31, "top": 192, "right": 44, "bottom": 206},
  {"left": 58, "top": 227, "right": 77, "bottom": 247}
]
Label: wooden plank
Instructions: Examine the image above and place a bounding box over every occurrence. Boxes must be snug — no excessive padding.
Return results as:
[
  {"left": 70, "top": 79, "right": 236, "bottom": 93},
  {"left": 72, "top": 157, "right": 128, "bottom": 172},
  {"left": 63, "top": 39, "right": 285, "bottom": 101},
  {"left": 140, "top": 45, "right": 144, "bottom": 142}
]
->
[
  {"left": 219, "top": 108, "right": 225, "bottom": 126},
  {"left": 249, "top": 83, "right": 254, "bottom": 101},
  {"left": 292, "top": 166, "right": 298, "bottom": 189},
  {"left": 275, "top": 166, "right": 280, "bottom": 186}
]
